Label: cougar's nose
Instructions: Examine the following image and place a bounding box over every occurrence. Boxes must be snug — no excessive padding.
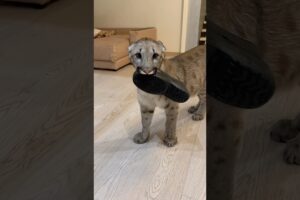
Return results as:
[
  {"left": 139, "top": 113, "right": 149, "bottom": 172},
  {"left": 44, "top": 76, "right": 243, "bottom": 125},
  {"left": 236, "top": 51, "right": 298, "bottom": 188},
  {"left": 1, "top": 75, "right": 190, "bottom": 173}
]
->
[{"left": 139, "top": 67, "right": 156, "bottom": 75}]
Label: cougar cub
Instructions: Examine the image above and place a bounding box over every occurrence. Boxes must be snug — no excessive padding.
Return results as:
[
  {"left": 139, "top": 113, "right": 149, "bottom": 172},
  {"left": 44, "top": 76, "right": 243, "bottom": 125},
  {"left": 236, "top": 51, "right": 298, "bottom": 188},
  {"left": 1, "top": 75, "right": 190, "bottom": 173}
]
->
[{"left": 128, "top": 38, "right": 205, "bottom": 147}]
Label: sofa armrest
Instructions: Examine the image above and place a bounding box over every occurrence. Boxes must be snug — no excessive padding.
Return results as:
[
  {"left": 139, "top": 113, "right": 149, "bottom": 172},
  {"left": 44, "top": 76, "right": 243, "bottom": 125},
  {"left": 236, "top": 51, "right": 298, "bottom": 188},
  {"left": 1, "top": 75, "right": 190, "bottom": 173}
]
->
[{"left": 129, "top": 28, "right": 157, "bottom": 43}]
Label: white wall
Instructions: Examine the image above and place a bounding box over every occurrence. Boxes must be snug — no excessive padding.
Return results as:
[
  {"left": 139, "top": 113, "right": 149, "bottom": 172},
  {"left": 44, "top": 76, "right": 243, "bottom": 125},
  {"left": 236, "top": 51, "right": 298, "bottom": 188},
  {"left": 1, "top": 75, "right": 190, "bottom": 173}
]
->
[
  {"left": 181, "top": 0, "right": 201, "bottom": 52},
  {"left": 94, "top": 0, "right": 183, "bottom": 52}
]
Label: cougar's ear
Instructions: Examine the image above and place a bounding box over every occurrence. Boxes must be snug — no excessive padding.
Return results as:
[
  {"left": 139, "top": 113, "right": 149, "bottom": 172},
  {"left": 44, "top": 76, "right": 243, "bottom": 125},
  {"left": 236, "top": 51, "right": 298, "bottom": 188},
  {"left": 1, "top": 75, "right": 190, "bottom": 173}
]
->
[
  {"left": 128, "top": 42, "right": 136, "bottom": 56},
  {"left": 157, "top": 40, "right": 166, "bottom": 52}
]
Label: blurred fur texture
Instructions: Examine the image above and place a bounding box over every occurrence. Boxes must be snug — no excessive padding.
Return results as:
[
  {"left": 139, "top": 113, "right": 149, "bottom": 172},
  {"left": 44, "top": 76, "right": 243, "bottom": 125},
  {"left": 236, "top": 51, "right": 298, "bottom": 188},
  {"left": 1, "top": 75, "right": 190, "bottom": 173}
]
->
[{"left": 208, "top": 0, "right": 300, "bottom": 199}]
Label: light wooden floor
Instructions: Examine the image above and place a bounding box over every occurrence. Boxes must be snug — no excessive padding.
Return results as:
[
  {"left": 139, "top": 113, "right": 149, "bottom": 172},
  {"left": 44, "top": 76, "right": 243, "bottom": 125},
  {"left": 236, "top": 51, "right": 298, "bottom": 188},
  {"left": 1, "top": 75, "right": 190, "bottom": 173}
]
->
[{"left": 94, "top": 66, "right": 206, "bottom": 200}]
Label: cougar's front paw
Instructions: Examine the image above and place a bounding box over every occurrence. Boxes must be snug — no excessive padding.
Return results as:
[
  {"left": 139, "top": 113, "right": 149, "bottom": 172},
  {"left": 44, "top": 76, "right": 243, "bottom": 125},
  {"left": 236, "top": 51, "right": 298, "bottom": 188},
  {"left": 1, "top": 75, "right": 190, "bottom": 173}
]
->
[
  {"left": 133, "top": 132, "right": 149, "bottom": 144},
  {"left": 188, "top": 106, "right": 198, "bottom": 114},
  {"left": 284, "top": 139, "right": 300, "bottom": 165},
  {"left": 163, "top": 136, "right": 177, "bottom": 147},
  {"left": 192, "top": 113, "right": 204, "bottom": 121},
  {"left": 270, "top": 119, "right": 298, "bottom": 143}
]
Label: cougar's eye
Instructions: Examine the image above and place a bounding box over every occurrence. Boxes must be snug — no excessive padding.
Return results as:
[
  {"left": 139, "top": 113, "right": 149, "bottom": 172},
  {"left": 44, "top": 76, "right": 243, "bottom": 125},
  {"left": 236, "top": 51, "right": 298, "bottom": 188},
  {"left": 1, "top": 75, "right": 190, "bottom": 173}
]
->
[
  {"left": 135, "top": 53, "right": 142, "bottom": 59},
  {"left": 152, "top": 53, "right": 159, "bottom": 59}
]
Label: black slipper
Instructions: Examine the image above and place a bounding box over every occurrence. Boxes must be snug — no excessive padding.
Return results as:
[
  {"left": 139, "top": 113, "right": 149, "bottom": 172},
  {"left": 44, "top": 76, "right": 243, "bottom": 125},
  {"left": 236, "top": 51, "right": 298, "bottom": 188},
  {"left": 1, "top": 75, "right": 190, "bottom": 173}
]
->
[
  {"left": 133, "top": 68, "right": 190, "bottom": 103},
  {"left": 207, "top": 20, "right": 275, "bottom": 109}
]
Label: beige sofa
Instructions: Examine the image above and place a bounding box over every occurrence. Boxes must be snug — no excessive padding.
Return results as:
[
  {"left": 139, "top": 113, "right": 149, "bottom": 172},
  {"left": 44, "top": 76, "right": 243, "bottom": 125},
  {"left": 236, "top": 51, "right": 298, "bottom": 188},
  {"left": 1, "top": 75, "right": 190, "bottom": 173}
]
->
[{"left": 94, "top": 27, "right": 157, "bottom": 70}]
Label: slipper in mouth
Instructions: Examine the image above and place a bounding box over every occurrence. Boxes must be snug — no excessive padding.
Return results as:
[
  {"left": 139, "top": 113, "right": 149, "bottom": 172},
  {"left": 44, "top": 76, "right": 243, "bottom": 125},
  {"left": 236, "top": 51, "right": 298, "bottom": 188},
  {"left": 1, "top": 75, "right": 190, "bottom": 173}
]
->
[
  {"left": 207, "top": 19, "right": 275, "bottom": 109},
  {"left": 133, "top": 68, "right": 190, "bottom": 103}
]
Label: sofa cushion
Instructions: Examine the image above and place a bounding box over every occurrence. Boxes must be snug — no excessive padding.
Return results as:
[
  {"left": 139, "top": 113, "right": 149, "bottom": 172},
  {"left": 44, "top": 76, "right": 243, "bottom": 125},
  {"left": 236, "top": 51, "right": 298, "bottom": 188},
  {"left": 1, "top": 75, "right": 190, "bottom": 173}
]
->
[
  {"left": 94, "top": 29, "right": 101, "bottom": 38},
  {"left": 129, "top": 28, "right": 157, "bottom": 43},
  {"left": 94, "top": 36, "right": 129, "bottom": 62},
  {"left": 109, "top": 34, "right": 130, "bottom": 40},
  {"left": 94, "top": 56, "right": 130, "bottom": 70}
]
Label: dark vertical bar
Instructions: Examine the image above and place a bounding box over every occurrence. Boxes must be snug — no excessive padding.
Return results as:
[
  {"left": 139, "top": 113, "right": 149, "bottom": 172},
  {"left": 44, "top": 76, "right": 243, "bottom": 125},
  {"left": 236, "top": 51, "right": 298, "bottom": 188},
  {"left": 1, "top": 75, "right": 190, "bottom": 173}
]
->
[
  {"left": 207, "top": 0, "right": 300, "bottom": 199},
  {"left": 0, "top": 0, "right": 93, "bottom": 199}
]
